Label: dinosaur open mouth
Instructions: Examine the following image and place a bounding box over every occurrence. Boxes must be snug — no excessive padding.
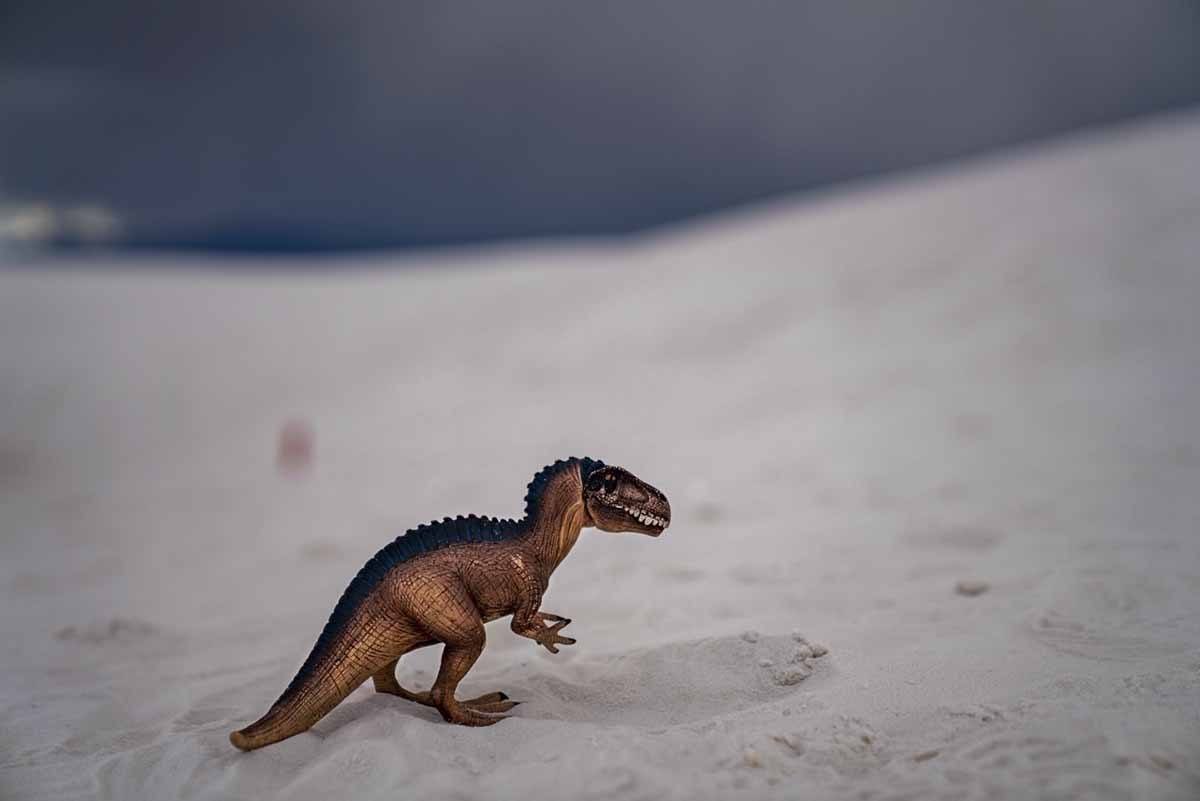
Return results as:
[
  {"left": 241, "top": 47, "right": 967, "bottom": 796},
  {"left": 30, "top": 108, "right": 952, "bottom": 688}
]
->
[{"left": 611, "top": 502, "right": 669, "bottom": 532}]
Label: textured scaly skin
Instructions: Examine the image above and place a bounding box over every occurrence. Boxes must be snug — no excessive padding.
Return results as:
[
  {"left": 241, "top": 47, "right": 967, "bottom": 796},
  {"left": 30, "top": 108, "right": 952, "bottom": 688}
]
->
[{"left": 230, "top": 457, "right": 670, "bottom": 751}]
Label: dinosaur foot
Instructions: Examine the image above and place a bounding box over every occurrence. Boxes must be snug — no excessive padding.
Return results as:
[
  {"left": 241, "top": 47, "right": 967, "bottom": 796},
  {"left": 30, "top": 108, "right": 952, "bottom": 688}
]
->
[
  {"left": 461, "top": 691, "right": 519, "bottom": 715},
  {"left": 373, "top": 678, "right": 428, "bottom": 704},
  {"left": 437, "top": 696, "right": 516, "bottom": 726},
  {"left": 377, "top": 682, "right": 518, "bottom": 717}
]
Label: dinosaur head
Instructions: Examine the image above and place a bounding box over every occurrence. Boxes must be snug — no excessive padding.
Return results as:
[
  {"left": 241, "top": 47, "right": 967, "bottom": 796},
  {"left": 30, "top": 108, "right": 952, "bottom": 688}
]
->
[{"left": 582, "top": 464, "right": 671, "bottom": 536}]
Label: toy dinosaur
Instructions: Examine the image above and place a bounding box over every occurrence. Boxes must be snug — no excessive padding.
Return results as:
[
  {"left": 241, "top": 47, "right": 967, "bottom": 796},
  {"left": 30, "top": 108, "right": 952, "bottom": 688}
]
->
[{"left": 230, "top": 457, "right": 670, "bottom": 750}]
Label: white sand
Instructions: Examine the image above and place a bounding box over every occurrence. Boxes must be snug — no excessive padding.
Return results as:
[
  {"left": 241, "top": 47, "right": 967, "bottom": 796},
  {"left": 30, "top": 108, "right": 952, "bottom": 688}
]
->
[{"left": 3, "top": 111, "right": 1200, "bottom": 800}]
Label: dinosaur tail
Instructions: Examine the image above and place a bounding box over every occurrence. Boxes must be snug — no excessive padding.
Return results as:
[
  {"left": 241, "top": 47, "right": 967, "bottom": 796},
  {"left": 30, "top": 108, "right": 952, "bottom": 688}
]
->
[
  {"left": 230, "top": 618, "right": 391, "bottom": 751},
  {"left": 229, "top": 675, "right": 352, "bottom": 751}
]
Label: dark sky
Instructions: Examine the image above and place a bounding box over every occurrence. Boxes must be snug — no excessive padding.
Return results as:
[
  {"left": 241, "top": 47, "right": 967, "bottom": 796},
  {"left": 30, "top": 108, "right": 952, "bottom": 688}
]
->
[{"left": 3, "top": 1, "right": 1200, "bottom": 250}]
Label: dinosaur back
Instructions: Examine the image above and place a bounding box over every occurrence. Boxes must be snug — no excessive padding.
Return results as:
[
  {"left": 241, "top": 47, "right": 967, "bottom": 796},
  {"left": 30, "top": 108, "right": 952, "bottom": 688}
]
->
[{"left": 283, "top": 514, "right": 522, "bottom": 696}]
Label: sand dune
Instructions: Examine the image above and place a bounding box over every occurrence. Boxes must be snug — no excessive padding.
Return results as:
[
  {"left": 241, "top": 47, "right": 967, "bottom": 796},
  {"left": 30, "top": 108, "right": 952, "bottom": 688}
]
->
[{"left": 3, "top": 110, "right": 1200, "bottom": 800}]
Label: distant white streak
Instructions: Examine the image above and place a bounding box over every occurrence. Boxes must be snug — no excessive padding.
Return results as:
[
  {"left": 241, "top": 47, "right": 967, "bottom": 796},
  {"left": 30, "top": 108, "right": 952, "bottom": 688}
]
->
[{"left": 0, "top": 201, "right": 123, "bottom": 247}]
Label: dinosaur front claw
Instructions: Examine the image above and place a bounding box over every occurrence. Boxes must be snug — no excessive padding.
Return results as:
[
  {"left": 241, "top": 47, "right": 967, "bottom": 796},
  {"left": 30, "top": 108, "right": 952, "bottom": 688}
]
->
[{"left": 536, "top": 617, "right": 576, "bottom": 654}]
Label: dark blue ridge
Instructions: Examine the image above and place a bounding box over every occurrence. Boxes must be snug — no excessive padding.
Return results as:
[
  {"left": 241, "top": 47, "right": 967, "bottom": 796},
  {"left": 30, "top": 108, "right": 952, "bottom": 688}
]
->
[{"left": 280, "top": 457, "right": 604, "bottom": 699}]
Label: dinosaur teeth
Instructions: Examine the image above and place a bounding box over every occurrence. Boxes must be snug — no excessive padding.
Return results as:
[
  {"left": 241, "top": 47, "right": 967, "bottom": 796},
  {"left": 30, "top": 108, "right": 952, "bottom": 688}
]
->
[{"left": 613, "top": 502, "right": 665, "bottom": 528}]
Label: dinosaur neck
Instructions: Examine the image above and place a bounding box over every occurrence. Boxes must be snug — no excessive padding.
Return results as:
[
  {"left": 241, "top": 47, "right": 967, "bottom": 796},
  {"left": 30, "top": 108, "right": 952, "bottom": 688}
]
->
[{"left": 523, "top": 465, "right": 589, "bottom": 573}]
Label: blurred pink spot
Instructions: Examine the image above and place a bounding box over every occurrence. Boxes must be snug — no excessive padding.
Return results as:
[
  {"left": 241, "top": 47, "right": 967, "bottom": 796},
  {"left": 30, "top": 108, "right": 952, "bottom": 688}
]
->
[{"left": 277, "top": 419, "right": 314, "bottom": 474}]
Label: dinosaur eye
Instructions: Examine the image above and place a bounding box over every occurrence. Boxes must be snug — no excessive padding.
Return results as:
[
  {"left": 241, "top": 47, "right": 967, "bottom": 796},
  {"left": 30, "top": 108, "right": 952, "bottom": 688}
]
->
[{"left": 603, "top": 475, "right": 619, "bottom": 494}]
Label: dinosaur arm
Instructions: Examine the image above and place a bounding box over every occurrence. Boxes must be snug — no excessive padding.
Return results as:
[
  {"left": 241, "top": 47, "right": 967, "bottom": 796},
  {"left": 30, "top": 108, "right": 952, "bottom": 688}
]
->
[{"left": 508, "top": 563, "right": 576, "bottom": 653}]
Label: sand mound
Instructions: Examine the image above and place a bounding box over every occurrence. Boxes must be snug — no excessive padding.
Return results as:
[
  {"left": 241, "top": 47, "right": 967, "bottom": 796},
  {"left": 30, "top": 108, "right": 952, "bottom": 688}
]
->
[{"left": 478, "top": 632, "right": 829, "bottom": 726}]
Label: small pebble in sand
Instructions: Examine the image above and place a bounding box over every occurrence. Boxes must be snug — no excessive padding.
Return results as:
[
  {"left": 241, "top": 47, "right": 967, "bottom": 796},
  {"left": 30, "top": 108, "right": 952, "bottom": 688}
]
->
[
  {"left": 742, "top": 748, "right": 763, "bottom": 768},
  {"left": 758, "top": 658, "right": 774, "bottom": 668},
  {"left": 741, "top": 630, "right": 760, "bottom": 643},
  {"left": 955, "top": 580, "right": 990, "bottom": 597},
  {"left": 913, "top": 750, "right": 940, "bottom": 762},
  {"left": 810, "top": 643, "right": 829, "bottom": 658}
]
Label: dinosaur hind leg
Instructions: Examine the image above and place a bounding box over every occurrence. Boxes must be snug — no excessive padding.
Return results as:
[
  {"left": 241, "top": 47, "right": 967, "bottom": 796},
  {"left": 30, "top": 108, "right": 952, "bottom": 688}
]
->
[
  {"left": 402, "top": 583, "right": 515, "bottom": 723},
  {"left": 372, "top": 658, "right": 430, "bottom": 703},
  {"left": 430, "top": 640, "right": 505, "bottom": 726},
  {"left": 373, "top": 656, "right": 516, "bottom": 714}
]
